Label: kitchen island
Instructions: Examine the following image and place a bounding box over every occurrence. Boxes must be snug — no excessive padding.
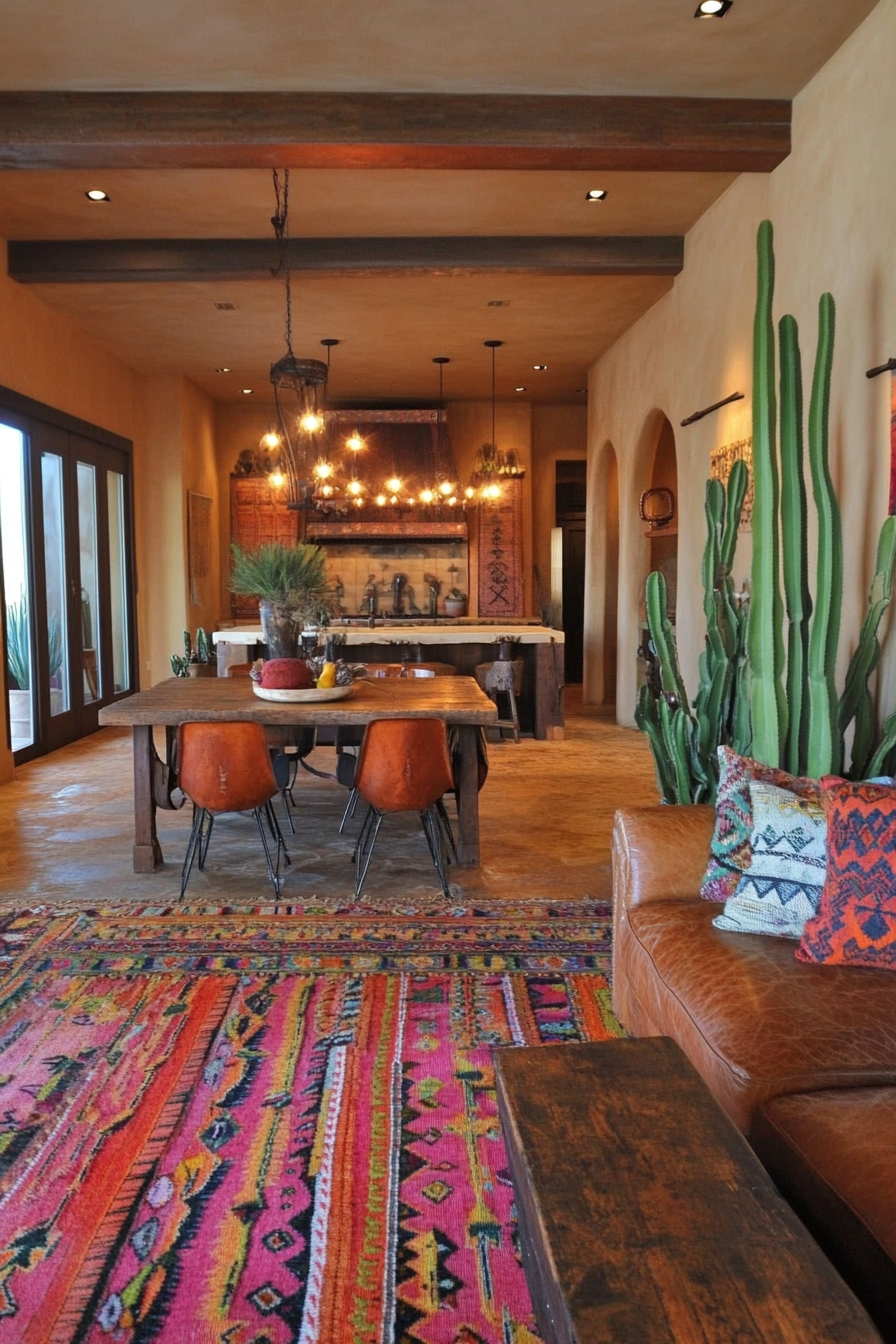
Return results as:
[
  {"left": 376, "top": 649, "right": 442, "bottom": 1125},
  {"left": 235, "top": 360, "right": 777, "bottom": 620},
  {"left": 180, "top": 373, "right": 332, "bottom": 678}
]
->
[{"left": 213, "top": 621, "right": 566, "bottom": 739}]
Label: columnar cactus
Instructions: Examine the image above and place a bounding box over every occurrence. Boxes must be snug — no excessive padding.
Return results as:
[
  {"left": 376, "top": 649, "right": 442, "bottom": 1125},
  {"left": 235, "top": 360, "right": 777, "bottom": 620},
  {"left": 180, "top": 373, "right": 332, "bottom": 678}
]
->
[
  {"left": 637, "top": 220, "right": 896, "bottom": 797},
  {"left": 747, "top": 220, "right": 788, "bottom": 767}
]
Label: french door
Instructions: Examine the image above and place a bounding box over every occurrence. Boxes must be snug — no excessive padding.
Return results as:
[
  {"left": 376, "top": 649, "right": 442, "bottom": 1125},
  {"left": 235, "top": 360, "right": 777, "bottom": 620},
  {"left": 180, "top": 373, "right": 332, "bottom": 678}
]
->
[{"left": 1, "top": 404, "right": 136, "bottom": 761}]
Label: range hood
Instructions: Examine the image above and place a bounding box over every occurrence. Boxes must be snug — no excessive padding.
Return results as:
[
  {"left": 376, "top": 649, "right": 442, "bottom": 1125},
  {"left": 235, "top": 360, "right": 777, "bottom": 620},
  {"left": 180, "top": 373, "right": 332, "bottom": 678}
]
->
[{"left": 306, "top": 410, "right": 467, "bottom": 542}]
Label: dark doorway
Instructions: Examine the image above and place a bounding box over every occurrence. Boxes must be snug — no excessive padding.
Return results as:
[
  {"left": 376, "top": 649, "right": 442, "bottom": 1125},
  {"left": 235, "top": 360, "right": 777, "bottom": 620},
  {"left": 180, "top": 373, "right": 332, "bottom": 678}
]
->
[{"left": 555, "top": 460, "right": 586, "bottom": 684}]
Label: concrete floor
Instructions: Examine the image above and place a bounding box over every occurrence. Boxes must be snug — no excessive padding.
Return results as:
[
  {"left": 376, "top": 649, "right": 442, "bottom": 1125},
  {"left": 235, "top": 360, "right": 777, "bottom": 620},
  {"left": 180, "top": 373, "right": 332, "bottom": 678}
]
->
[{"left": 0, "top": 690, "right": 661, "bottom": 909}]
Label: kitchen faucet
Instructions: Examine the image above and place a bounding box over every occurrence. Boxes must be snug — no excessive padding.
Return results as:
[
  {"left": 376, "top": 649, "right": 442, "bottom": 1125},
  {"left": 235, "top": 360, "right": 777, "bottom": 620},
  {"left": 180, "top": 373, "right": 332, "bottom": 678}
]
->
[{"left": 392, "top": 572, "right": 407, "bottom": 615}]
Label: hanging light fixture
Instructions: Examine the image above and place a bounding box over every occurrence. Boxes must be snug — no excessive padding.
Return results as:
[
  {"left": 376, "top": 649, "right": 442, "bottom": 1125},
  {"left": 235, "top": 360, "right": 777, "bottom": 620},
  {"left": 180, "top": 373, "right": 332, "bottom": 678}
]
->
[
  {"left": 467, "top": 340, "right": 527, "bottom": 504},
  {"left": 266, "top": 168, "right": 329, "bottom": 514}
]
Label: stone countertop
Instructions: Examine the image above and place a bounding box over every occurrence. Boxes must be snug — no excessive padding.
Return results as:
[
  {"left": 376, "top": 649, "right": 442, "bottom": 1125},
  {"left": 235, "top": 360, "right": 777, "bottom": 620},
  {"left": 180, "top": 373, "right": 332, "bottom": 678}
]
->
[{"left": 213, "top": 622, "right": 565, "bottom": 646}]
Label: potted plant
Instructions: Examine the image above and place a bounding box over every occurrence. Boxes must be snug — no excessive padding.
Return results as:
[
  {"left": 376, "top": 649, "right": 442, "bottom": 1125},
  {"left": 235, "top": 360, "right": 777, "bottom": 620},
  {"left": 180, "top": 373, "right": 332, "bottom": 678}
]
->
[
  {"left": 171, "top": 627, "right": 216, "bottom": 678},
  {"left": 444, "top": 587, "right": 467, "bottom": 618},
  {"left": 6, "top": 595, "right": 64, "bottom": 730},
  {"left": 229, "top": 542, "right": 334, "bottom": 658}
]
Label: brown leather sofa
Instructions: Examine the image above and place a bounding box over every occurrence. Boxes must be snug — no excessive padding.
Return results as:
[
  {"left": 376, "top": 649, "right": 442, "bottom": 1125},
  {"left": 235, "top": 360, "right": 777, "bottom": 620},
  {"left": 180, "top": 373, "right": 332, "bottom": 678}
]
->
[{"left": 611, "top": 805, "right": 896, "bottom": 1341}]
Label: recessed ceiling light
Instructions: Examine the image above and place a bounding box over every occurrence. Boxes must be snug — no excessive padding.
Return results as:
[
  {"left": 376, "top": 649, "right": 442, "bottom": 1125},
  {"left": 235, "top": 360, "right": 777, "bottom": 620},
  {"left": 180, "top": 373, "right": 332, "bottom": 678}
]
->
[
  {"left": 241, "top": 388, "right": 253, "bottom": 395},
  {"left": 533, "top": 364, "right": 548, "bottom": 371},
  {"left": 577, "top": 388, "right": 588, "bottom": 394},
  {"left": 695, "top": 0, "right": 732, "bottom": 15},
  {"left": 85, "top": 189, "right": 110, "bottom": 202},
  {"left": 515, "top": 386, "right": 527, "bottom": 393},
  {"left": 585, "top": 189, "right": 607, "bottom": 202},
  {"left": 215, "top": 366, "right": 232, "bottom": 373},
  {"left": 215, "top": 301, "right": 237, "bottom": 311}
]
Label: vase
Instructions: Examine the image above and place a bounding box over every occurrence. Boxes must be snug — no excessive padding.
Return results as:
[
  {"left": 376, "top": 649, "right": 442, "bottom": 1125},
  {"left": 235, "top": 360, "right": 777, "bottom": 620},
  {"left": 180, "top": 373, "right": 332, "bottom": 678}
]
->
[
  {"left": 259, "top": 599, "right": 301, "bottom": 659},
  {"left": 444, "top": 598, "right": 467, "bottom": 618}
]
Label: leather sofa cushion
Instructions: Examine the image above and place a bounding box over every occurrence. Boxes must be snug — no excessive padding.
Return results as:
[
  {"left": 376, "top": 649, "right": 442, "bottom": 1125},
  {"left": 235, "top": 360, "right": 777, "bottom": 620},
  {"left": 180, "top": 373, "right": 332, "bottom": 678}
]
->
[
  {"left": 627, "top": 900, "right": 896, "bottom": 1126},
  {"left": 752, "top": 1087, "right": 896, "bottom": 1342}
]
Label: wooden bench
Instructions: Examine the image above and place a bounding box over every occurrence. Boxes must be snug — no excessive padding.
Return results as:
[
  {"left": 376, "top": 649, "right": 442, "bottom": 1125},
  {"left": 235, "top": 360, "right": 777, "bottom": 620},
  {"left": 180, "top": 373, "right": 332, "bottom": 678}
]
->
[{"left": 494, "top": 1036, "right": 882, "bottom": 1343}]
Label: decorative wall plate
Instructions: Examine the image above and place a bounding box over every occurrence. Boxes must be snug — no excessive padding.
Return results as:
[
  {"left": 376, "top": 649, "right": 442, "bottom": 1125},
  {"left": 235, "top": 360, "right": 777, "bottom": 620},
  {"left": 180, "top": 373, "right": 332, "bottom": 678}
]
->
[{"left": 252, "top": 683, "right": 354, "bottom": 703}]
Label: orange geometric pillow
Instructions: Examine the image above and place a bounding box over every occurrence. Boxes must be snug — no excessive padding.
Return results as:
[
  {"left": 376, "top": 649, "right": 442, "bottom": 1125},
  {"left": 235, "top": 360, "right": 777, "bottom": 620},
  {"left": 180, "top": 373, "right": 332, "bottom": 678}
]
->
[{"left": 796, "top": 778, "right": 896, "bottom": 969}]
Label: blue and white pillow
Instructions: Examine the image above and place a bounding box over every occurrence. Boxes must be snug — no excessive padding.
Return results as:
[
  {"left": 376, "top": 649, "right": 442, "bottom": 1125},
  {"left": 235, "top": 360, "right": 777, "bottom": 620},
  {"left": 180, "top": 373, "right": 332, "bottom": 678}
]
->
[{"left": 712, "top": 780, "right": 827, "bottom": 939}]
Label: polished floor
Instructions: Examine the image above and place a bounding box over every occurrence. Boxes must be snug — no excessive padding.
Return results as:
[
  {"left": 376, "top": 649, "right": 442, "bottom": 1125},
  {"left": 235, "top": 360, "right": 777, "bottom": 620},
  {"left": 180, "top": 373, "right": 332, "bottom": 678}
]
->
[{"left": 0, "top": 689, "right": 660, "bottom": 909}]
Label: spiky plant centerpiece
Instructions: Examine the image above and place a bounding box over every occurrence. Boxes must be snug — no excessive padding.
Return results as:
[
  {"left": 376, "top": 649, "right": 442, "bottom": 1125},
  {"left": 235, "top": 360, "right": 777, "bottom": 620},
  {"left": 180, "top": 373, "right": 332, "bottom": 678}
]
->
[{"left": 229, "top": 542, "right": 334, "bottom": 658}]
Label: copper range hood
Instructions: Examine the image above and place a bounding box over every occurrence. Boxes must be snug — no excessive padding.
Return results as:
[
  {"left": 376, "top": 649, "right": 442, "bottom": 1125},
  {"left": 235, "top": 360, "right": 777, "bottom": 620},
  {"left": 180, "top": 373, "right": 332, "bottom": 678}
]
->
[{"left": 304, "top": 410, "right": 467, "bottom": 542}]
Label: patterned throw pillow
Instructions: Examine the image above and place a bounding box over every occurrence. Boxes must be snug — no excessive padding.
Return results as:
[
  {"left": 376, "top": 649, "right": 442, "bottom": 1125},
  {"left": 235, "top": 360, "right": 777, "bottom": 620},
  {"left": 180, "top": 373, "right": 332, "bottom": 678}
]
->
[
  {"left": 712, "top": 781, "right": 826, "bottom": 938},
  {"left": 700, "top": 747, "right": 822, "bottom": 901},
  {"left": 797, "top": 778, "right": 896, "bottom": 969}
]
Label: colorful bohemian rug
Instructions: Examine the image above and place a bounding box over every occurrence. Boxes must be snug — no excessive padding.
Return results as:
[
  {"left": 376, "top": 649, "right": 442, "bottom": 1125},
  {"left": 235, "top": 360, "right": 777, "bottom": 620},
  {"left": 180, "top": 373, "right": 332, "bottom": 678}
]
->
[{"left": 0, "top": 899, "right": 620, "bottom": 1343}]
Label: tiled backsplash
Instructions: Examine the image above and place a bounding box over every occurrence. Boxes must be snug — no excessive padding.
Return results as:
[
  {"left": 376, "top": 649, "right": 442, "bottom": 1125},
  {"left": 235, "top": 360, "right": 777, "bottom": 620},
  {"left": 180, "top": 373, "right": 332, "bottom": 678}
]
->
[{"left": 322, "top": 542, "right": 469, "bottom": 617}]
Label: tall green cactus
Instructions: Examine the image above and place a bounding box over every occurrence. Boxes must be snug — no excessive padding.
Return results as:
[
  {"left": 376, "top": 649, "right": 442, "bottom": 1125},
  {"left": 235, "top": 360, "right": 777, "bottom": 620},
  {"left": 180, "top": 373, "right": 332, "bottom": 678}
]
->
[
  {"left": 838, "top": 515, "right": 896, "bottom": 778},
  {"left": 748, "top": 220, "right": 788, "bottom": 766},
  {"left": 637, "top": 471, "right": 749, "bottom": 804},
  {"left": 637, "top": 221, "right": 896, "bottom": 795},
  {"left": 778, "top": 314, "right": 812, "bottom": 776},
  {"left": 805, "top": 292, "right": 842, "bottom": 777}
]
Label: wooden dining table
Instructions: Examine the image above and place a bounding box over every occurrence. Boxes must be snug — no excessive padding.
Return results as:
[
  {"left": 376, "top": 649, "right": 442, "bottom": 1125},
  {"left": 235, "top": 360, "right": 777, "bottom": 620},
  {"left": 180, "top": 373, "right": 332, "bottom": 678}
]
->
[{"left": 98, "top": 674, "right": 498, "bottom": 873}]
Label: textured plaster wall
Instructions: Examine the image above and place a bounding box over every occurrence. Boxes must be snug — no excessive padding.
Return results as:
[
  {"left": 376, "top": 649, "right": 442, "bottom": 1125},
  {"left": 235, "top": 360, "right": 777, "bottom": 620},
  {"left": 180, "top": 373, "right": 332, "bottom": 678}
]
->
[
  {"left": 586, "top": 0, "right": 896, "bottom": 730},
  {"left": 0, "top": 249, "right": 146, "bottom": 779}
]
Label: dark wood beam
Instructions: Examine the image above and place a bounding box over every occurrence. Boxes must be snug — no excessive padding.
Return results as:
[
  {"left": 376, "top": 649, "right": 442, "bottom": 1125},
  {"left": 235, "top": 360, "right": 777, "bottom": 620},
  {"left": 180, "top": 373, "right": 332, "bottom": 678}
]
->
[
  {"left": 0, "top": 93, "right": 790, "bottom": 172},
  {"left": 7, "top": 235, "right": 684, "bottom": 284}
]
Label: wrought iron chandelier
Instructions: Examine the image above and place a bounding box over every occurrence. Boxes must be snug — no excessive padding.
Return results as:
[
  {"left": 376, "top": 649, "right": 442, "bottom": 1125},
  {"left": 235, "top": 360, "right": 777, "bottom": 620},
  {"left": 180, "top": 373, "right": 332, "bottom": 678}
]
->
[
  {"left": 264, "top": 168, "right": 329, "bottom": 512},
  {"left": 467, "top": 340, "right": 526, "bottom": 504}
]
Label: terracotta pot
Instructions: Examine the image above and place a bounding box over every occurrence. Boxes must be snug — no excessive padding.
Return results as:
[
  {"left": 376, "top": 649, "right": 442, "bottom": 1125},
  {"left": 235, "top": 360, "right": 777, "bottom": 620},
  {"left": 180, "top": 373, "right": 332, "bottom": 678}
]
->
[
  {"left": 259, "top": 599, "right": 301, "bottom": 659},
  {"left": 187, "top": 662, "right": 216, "bottom": 677}
]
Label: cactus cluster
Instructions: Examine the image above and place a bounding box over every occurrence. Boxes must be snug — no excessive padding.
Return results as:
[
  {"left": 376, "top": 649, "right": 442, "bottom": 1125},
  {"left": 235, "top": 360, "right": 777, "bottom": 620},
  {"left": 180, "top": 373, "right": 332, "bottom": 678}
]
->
[
  {"left": 638, "top": 220, "right": 896, "bottom": 801},
  {"left": 171, "top": 627, "right": 214, "bottom": 678}
]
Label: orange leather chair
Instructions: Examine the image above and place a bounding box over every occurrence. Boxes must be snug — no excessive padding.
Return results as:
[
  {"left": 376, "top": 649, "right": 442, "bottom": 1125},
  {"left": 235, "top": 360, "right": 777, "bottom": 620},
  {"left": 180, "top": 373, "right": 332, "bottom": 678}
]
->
[
  {"left": 177, "top": 721, "right": 290, "bottom": 895},
  {"left": 352, "top": 717, "right": 455, "bottom": 897}
]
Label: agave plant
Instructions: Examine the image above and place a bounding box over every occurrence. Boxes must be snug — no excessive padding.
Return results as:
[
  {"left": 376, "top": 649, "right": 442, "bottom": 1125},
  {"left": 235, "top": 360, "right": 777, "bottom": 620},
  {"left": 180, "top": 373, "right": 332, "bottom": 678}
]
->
[
  {"left": 229, "top": 542, "right": 334, "bottom": 627},
  {"left": 5, "top": 595, "right": 63, "bottom": 690}
]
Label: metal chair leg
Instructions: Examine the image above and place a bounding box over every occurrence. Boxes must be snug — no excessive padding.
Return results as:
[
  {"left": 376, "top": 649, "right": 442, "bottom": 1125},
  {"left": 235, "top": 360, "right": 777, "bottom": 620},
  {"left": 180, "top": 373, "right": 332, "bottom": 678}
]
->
[
  {"left": 254, "top": 801, "right": 291, "bottom": 894},
  {"left": 339, "top": 786, "right": 359, "bottom": 833},
  {"left": 435, "top": 797, "right": 458, "bottom": 864},
  {"left": 180, "top": 804, "right": 207, "bottom": 897},
  {"left": 420, "top": 806, "right": 451, "bottom": 897},
  {"left": 354, "top": 806, "right": 384, "bottom": 898},
  {"left": 197, "top": 810, "right": 214, "bottom": 869}
]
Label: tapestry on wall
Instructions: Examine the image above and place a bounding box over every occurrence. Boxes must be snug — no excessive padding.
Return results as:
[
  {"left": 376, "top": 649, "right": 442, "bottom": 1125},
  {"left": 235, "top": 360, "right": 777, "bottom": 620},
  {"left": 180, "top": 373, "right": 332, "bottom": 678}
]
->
[
  {"left": 710, "top": 437, "right": 754, "bottom": 531},
  {"left": 475, "top": 479, "right": 525, "bottom": 619},
  {"left": 230, "top": 475, "right": 300, "bottom": 618}
]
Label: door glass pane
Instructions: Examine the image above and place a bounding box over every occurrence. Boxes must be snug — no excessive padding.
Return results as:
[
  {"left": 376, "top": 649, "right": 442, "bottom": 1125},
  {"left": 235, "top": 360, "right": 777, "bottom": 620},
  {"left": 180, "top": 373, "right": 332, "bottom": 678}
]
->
[
  {"left": 41, "top": 452, "right": 70, "bottom": 715},
  {"left": 0, "top": 425, "right": 33, "bottom": 749},
  {"left": 78, "top": 461, "right": 100, "bottom": 703},
  {"left": 107, "top": 469, "right": 129, "bottom": 693}
]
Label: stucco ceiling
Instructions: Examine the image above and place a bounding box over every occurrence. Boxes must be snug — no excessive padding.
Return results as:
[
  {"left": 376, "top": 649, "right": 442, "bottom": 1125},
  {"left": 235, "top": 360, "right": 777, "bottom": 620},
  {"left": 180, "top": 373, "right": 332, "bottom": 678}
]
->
[
  {"left": 0, "top": 0, "right": 880, "bottom": 405},
  {"left": 0, "top": 0, "right": 877, "bottom": 98}
]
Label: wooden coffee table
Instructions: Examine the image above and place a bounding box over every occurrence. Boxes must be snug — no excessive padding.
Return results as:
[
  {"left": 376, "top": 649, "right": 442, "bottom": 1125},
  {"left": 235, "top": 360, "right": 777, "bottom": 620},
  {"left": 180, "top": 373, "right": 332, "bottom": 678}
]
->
[{"left": 495, "top": 1036, "right": 882, "bottom": 1343}]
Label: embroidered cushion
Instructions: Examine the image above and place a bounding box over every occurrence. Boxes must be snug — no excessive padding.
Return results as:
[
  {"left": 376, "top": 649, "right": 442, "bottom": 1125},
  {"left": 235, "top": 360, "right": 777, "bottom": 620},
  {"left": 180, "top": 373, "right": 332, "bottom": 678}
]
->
[
  {"left": 797, "top": 778, "right": 896, "bottom": 969},
  {"left": 712, "top": 781, "right": 826, "bottom": 938},
  {"left": 701, "top": 747, "right": 822, "bottom": 901}
]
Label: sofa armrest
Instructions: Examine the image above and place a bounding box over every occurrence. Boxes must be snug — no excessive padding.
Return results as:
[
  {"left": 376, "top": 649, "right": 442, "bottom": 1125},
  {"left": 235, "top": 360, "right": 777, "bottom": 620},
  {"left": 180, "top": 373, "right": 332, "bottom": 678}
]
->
[{"left": 612, "top": 806, "right": 715, "bottom": 911}]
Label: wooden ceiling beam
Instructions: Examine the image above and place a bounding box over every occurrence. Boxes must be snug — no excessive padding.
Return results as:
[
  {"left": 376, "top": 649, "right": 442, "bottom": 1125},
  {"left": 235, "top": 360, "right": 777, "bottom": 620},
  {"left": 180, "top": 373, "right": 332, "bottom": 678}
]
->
[
  {"left": 7, "top": 235, "right": 684, "bottom": 283},
  {"left": 0, "top": 92, "right": 790, "bottom": 172}
]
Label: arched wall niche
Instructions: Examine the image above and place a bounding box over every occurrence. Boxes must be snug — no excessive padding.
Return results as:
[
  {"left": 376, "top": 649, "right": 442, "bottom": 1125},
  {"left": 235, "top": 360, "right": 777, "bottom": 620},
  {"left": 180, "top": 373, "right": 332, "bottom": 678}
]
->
[
  {"left": 631, "top": 408, "right": 679, "bottom": 699},
  {"left": 584, "top": 438, "right": 619, "bottom": 711}
]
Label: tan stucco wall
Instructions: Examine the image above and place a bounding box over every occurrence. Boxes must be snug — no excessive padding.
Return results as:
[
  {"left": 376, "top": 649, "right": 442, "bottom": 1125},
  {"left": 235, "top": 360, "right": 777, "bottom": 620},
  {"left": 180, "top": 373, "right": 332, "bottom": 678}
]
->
[
  {"left": 0, "top": 252, "right": 217, "bottom": 775},
  {"left": 586, "top": 0, "right": 896, "bottom": 727}
]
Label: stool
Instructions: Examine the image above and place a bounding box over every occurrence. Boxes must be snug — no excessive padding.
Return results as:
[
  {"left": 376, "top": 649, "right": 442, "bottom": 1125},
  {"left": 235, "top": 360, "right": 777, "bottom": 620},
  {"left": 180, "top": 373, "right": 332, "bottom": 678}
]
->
[{"left": 475, "top": 658, "right": 524, "bottom": 742}]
